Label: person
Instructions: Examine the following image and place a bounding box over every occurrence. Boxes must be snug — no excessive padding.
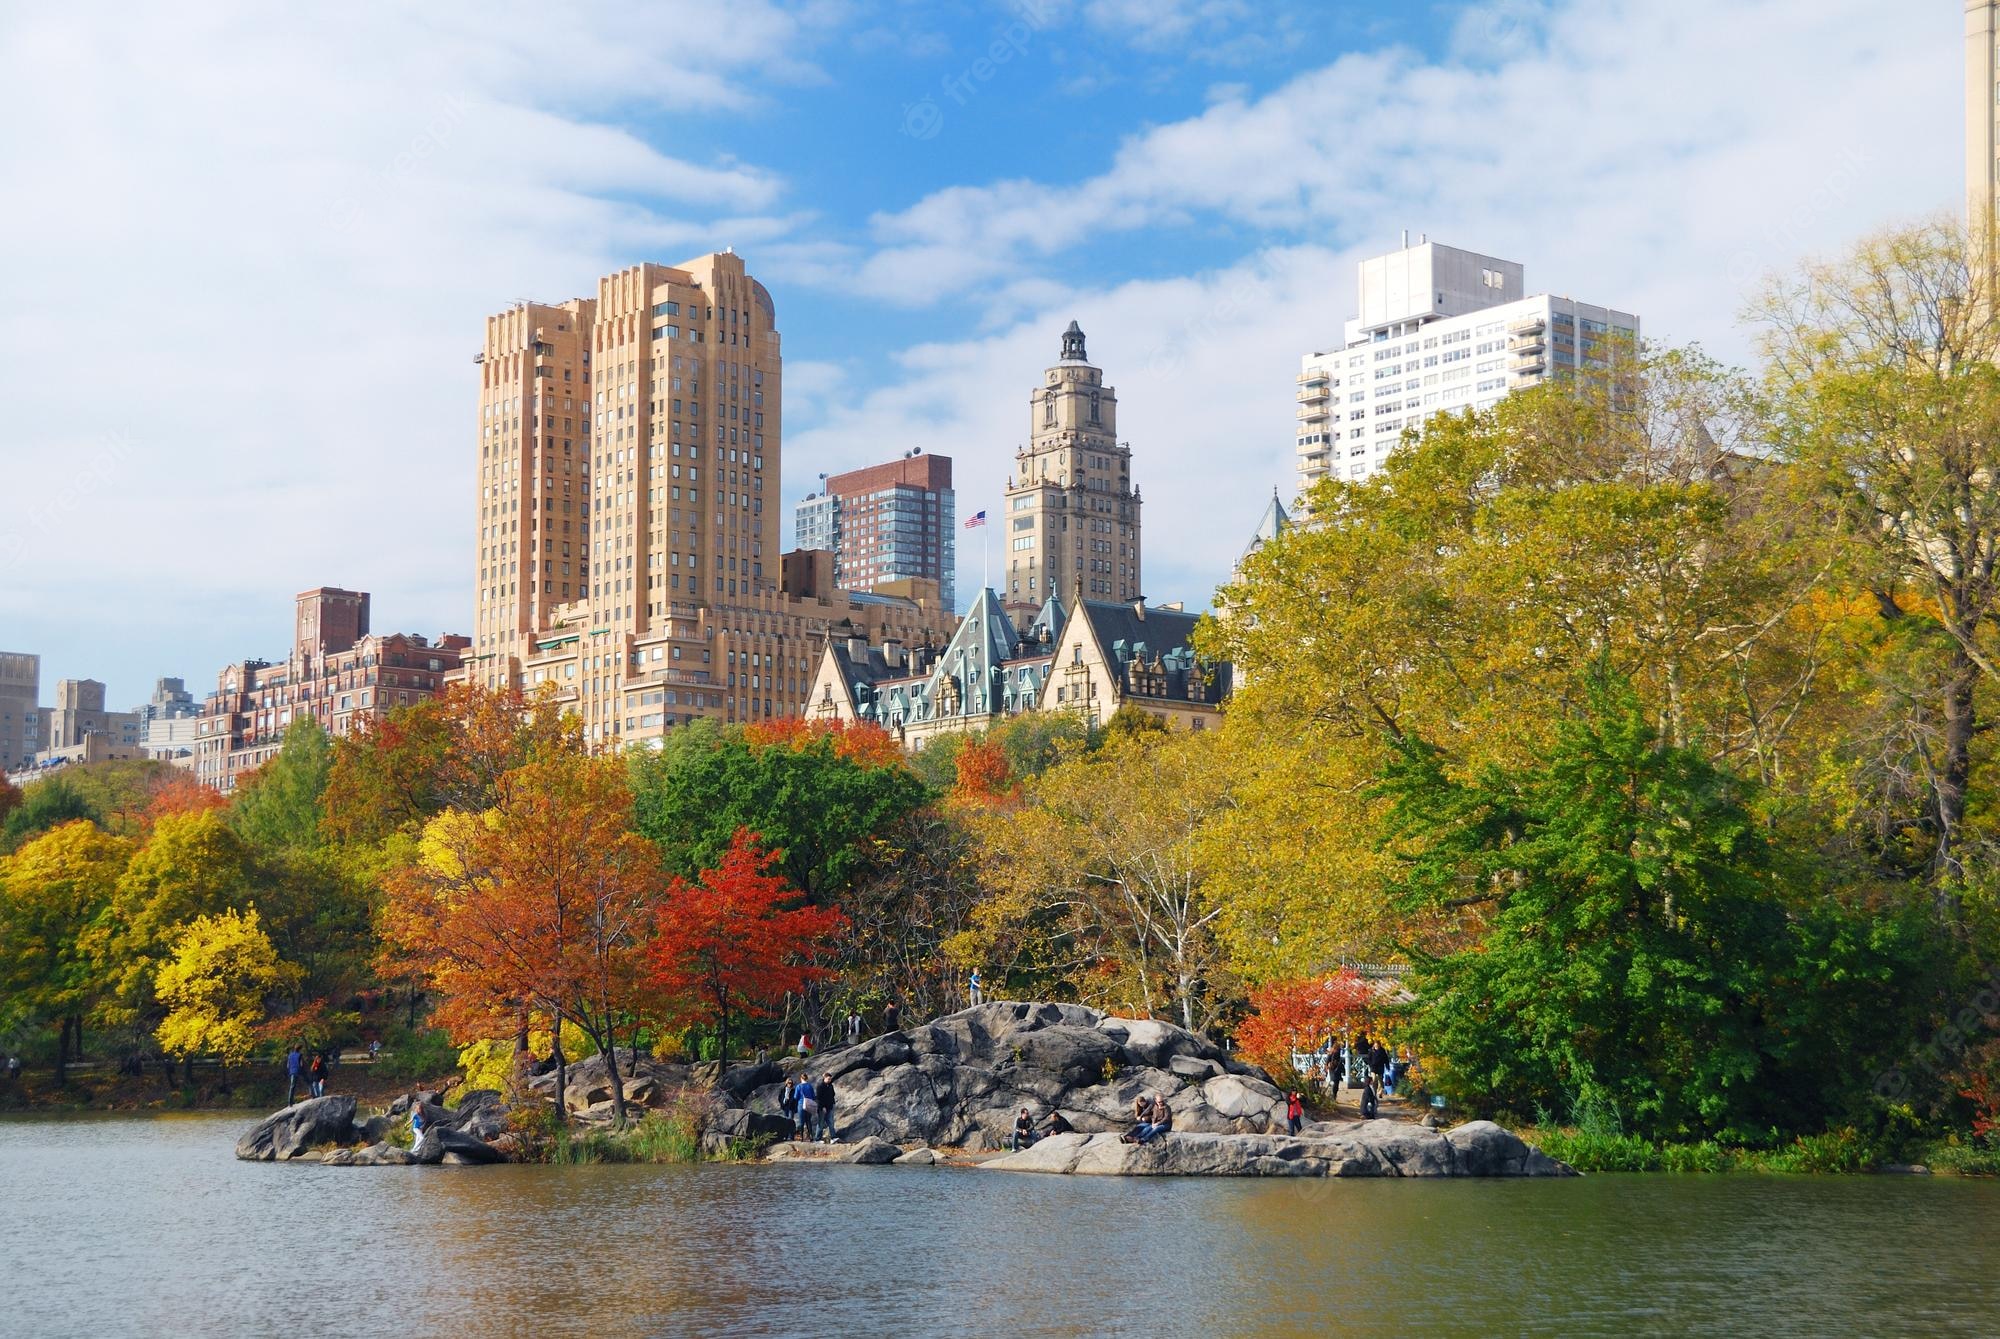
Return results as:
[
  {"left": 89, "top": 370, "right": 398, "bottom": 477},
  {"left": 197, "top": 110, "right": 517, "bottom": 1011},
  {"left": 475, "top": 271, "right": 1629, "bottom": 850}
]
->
[
  {"left": 284, "top": 1045, "right": 304, "bottom": 1105},
  {"left": 883, "top": 1000, "right": 900, "bottom": 1035},
  {"left": 368, "top": 1038, "right": 380, "bottom": 1064},
  {"left": 846, "top": 1011, "right": 862, "bottom": 1044},
  {"left": 968, "top": 968, "right": 983, "bottom": 1006},
  {"left": 1040, "top": 1109, "right": 1073, "bottom": 1139},
  {"left": 308, "top": 1051, "right": 327, "bottom": 1099},
  {"left": 1011, "top": 1108, "right": 1036, "bottom": 1152},
  {"left": 1120, "top": 1095, "right": 1151, "bottom": 1144},
  {"left": 780, "top": 1077, "right": 798, "bottom": 1130},
  {"left": 1383, "top": 1048, "right": 1399, "bottom": 1099},
  {"left": 5, "top": 1055, "right": 19, "bottom": 1083},
  {"left": 1359, "top": 1071, "right": 1380, "bottom": 1120},
  {"left": 410, "top": 1100, "right": 428, "bottom": 1146},
  {"left": 1139, "top": 1093, "right": 1173, "bottom": 1145},
  {"left": 784, "top": 1079, "right": 808, "bottom": 1143},
  {"left": 815, "top": 1074, "right": 836, "bottom": 1143},
  {"left": 1368, "top": 1041, "right": 1389, "bottom": 1095},
  {"left": 796, "top": 1031, "right": 813, "bottom": 1058},
  {"left": 1286, "top": 1091, "right": 1304, "bottom": 1136}
]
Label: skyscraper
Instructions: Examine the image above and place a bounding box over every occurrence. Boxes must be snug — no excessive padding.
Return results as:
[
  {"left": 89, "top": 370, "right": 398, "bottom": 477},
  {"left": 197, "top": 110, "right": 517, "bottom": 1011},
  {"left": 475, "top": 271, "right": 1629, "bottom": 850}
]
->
[
  {"left": 1002, "top": 321, "right": 1142, "bottom": 630},
  {"left": 795, "top": 453, "right": 956, "bottom": 611},
  {"left": 1294, "top": 238, "right": 1637, "bottom": 492},
  {"left": 1971, "top": 1, "right": 2000, "bottom": 229},
  {"left": 471, "top": 252, "right": 951, "bottom": 745}
]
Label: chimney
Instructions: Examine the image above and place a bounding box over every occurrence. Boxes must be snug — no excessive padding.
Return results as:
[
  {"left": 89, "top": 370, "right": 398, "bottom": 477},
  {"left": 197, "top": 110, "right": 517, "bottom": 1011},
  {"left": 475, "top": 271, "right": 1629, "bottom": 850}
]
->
[
  {"left": 847, "top": 636, "right": 869, "bottom": 659},
  {"left": 1131, "top": 598, "right": 1146, "bottom": 620},
  {"left": 883, "top": 638, "right": 906, "bottom": 669}
]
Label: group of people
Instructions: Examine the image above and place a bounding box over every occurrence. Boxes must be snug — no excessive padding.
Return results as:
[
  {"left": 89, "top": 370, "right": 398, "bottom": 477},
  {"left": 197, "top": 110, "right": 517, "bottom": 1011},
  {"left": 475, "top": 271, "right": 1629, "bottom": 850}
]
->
[
  {"left": 1008, "top": 1106, "right": 1074, "bottom": 1150},
  {"left": 284, "top": 1046, "right": 335, "bottom": 1105},
  {"left": 780, "top": 1074, "right": 839, "bottom": 1142},
  {"left": 1119, "top": 1093, "right": 1175, "bottom": 1145}
]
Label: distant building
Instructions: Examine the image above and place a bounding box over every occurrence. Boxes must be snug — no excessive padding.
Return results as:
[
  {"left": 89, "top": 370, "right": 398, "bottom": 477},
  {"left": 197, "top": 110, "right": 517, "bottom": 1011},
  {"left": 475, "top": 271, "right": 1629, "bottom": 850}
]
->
[
  {"left": 806, "top": 582, "right": 1228, "bottom": 750},
  {"left": 795, "top": 452, "right": 956, "bottom": 611},
  {"left": 1971, "top": 2, "right": 2000, "bottom": 227},
  {"left": 195, "top": 587, "right": 467, "bottom": 791},
  {"left": 0, "top": 652, "right": 38, "bottom": 772},
  {"left": 1295, "top": 238, "right": 1638, "bottom": 491},
  {"left": 1003, "top": 322, "right": 1142, "bottom": 629},
  {"left": 133, "top": 677, "right": 201, "bottom": 762}
]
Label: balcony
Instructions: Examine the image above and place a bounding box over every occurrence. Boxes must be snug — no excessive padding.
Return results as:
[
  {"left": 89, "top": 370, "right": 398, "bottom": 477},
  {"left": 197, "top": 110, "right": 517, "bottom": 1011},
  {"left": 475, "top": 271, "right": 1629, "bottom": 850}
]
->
[
  {"left": 1508, "top": 317, "right": 1547, "bottom": 335},
  {"left": 1512, "top": 357, "right": 1547, "bottom": 377},
  {"left": 1296, "top": 404, "right": 1330, "bottom": 423},
  {"left": 653, "top": 667, "right": 714, "bottom": 687},
  {"left": 1508, "top": 334, "right": 1546, "bottom": 354},
  {"left": 1295, "top": 380, "right": 1331, "bottom": 403}
]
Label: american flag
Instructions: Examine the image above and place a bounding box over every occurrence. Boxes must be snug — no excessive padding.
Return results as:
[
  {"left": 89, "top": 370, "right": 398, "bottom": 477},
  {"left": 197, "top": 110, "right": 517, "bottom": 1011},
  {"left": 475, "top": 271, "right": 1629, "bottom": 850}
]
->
[{"left": 964, "top": 510, "right": 987, "bottom": 528}]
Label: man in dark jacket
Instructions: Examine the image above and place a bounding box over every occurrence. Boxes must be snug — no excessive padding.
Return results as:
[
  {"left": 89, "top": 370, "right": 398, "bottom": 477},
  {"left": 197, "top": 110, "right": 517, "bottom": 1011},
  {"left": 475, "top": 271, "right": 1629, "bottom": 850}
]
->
[
  {"left": 815, "top": 1074, "right": 836, "bottom": 1142},
  {"left": 284, "top": 1046, "right": 303, "bottom": 1104}
]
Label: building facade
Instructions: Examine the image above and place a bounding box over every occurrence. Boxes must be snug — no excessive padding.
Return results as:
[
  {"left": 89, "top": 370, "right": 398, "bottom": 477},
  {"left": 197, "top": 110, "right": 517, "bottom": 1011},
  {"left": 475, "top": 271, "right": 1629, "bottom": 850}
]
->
[
  {"left": 0, "top": 652, "right": 38, "bottom": 772},
  {"left": 1971, "top": 1, "right": 1999, "bottom": 228},
  {"left": 1002, "top": 322, "right": 1143, "bottom": 630},
  {"left": 1295, "top": 239, "right": 1638, "bottom": 491},
  {"left": 794, "top": 453, "right": 956, "bottom": 611},
  {"left": 195, "top": 587, "right": 466, "bottom": 790},
  {"left": 135, "top": 678, "right": 202, "bottom": 763},
  {"left": 806, "top": 584, "right": 1228, "bottom": 750},
  {"left": 467, "top": 251, "right": 954, "bottom": 747}
]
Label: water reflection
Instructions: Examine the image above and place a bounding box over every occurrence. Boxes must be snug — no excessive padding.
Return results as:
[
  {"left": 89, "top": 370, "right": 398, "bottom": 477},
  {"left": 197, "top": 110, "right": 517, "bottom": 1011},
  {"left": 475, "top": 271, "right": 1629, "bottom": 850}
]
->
[{"left": 3, "top": 1115, "right": 1997, "bottom": 1338}]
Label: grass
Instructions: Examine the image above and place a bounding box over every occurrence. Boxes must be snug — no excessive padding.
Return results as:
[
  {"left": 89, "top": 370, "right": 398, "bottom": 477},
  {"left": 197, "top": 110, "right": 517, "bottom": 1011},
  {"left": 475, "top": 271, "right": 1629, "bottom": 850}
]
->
[{"left": 1521, "top": 1124, "right": 1891, "bottom": 1175}]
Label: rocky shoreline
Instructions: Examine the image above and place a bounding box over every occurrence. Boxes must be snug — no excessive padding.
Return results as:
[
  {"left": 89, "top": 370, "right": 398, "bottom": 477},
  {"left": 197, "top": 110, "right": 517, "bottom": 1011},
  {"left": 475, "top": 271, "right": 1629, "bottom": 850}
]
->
[{"left": 230, "top": 1002, "right": 1575, "bottom": 1179}]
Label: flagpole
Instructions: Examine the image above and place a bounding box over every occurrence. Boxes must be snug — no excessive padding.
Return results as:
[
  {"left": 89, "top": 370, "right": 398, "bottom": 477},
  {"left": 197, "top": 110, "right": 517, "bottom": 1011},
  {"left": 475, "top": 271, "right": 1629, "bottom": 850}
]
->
[{"left": 983, "top": 516, "right": 990, "bottom": 595}]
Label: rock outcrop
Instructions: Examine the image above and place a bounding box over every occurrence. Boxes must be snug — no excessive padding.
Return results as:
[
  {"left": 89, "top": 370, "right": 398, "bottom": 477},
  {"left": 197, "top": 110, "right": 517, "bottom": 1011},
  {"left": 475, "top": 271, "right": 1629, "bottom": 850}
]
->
[
  {"left": 981, "top": 1120, "right": 1573, "bottom": 1178},
  {"left": 235, "top": 1095, "right": 359, "bottom": 1162},
  {"left": 742, "top": 1002, "right": 1286, "bottom": 1151}
]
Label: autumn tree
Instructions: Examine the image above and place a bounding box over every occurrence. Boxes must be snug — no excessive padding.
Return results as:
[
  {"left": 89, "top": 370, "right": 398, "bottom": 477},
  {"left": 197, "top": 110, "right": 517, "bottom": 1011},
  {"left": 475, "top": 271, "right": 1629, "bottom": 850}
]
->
[
  {"left": 0, "top": 821, "right": 133, "bottom": 1082},
  {"left": 154, "top": 908, "right": 297, "bottom": 1079},
  {"left": 646, "top": 828, "right": 843, "bottom": 1067},
  {"left": 1234, "top": 971, "right": 1372, "bottom": 1079},
  {"left": 143, "top": 771, "right": 226, "bottom": 826},
  {"left": 1, "top": 776, "right": 99, "bottom": 854},
  {"left": 384, "top": 753, "right": 662, "bottom": 1125}
]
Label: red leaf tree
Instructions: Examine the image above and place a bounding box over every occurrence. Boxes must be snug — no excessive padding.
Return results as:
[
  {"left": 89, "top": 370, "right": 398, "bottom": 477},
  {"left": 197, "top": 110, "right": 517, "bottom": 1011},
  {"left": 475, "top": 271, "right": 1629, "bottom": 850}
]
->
[
  {"left": 1235, "top": 971, "right": 1373, "bottom": 1078},
  {"left": 645, "top": 827, "right": 844, "bottom": 1068}
]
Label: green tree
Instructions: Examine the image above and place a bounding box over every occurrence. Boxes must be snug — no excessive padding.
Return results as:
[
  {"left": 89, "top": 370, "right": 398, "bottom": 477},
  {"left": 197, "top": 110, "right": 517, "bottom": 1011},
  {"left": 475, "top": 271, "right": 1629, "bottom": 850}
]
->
[
  {"left": 1, "top": 776, "right": 100, "bottom": 853},
  {"left": 228, "top": 717, "right": 331, "bottom": 849},
  {"left": 0, "top": 821, "right": 133, "bottom": 1082},
  {"left": 1381, "top": 670, "right": 1938, "bottom": 1141}
]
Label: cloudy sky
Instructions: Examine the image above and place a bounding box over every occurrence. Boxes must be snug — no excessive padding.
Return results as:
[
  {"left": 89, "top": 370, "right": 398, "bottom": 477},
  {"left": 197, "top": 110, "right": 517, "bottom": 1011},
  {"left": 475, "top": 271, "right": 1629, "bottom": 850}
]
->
[{"left": 0, "top": 0, "right": 1958, "bottom": 707}]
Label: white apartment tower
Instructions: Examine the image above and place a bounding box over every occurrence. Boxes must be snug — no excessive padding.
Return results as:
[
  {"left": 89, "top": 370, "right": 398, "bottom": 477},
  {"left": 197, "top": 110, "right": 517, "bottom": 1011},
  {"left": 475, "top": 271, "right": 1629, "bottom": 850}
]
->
[
  {"left": 1294, "top": 238, "right": 1638, "bottom": 491},
  {"left": 1971, "top": 2, "right": 2000, "bottom": 229}
]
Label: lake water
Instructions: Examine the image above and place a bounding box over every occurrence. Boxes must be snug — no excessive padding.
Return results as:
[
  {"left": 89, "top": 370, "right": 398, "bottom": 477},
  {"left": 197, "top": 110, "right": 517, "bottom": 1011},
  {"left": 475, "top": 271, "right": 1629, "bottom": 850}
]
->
[{"left": 4, "top": 1114, "right": 1998, "bottom": 1337}]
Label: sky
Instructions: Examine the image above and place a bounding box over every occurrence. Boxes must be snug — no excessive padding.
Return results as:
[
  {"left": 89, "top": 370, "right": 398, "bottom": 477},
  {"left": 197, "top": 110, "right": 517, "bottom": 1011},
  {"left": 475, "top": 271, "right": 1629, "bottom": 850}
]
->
[{"left": 0, "top": 0, "right": 1961, "bottom": 708}]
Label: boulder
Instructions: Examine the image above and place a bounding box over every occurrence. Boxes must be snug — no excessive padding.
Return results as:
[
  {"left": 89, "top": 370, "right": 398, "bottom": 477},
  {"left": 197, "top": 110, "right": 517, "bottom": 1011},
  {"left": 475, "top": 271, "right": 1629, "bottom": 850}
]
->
[
  {"left": 355, "top": 1114, "right": 393, "bottom": 1145},
  {"left": 352, "top": 1142, "right": 417, "bottom": 1167},
  {"left": 235, "top": 1095, "right": 359, "bottom": 1162},
  {"left": 892, "top": 1147, "right": 937, "bottom": 1166},
  {"left": 981, "top": 1122, "right": 1575, "bottom": 1178},
  {"left": 449, "top": 1090, "right": 510, "bottom": 1141},
  {"left": 836, "top": 1136, "right": 903, "bottom": 1165}
]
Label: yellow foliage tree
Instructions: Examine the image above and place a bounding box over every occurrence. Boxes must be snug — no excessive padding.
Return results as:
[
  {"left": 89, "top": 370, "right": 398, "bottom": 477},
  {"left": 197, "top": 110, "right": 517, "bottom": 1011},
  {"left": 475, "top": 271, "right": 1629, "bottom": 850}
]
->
[{"left": 154, "top": 908, "right": 297, "bottom": 1071}]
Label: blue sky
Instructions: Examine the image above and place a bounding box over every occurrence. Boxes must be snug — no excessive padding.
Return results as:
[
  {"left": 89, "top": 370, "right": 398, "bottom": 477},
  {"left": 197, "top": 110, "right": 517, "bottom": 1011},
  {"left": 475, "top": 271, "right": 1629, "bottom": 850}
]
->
[{"left": 0, "top": 0, "right": 1962, "bottom": 708}]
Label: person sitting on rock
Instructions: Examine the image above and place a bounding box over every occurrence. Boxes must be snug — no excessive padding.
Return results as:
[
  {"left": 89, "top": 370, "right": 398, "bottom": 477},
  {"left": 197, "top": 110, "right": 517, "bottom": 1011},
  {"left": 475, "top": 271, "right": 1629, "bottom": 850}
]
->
[
  {"left": 1011, "top": 1108, "right": 1035, "bottom": 1151},
  {"left": 1040, "top": 1109, "right": 1073, "bottom": 1139},
  {"left": 1144, "top": 1093, "right": 1174, "bottom": 1143}
]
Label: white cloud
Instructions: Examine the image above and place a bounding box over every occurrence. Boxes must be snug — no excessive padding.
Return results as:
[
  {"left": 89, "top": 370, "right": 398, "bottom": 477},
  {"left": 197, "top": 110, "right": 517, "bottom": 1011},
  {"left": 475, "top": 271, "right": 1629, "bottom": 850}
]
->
[{"left": 0, "top": 0, "right": 826, "bottom": 704}]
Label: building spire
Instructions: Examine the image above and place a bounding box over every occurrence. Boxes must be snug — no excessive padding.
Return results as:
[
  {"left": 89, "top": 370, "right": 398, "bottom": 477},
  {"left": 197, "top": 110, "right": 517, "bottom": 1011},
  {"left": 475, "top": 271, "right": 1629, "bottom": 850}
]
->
[{"left": 1061, "top": 319, "right": 1087, "bottom": 363}]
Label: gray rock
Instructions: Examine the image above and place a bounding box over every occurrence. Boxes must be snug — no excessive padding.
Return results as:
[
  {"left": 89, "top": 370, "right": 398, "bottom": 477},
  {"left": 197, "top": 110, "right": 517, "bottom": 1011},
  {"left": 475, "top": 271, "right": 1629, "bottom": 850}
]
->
[
  {"left": 837, "top": 1136, "right": 905, "bottom": 1165},
  {"left": 983, "top": 1121, "right": 1575, "bottom": 1178},
  {"left": 449, "top": 1090, "right": 509, "bottom": 1141},
  {"left": 235, "top": 1095, "right": 359, "bottom": 1162},
  {"left": 355, "top": 1114, "right": 393, "bottom": 1144},
  {"left": 892, "top": 1147, "right": 937, "bottom": 1166},
  {"left": 352, "top": 1142, "right": 417, "bottom": 1166}
]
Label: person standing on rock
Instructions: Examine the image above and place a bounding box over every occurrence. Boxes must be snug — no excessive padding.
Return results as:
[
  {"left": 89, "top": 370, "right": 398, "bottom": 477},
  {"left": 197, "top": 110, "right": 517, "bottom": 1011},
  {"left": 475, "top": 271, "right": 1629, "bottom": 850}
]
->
[
  {"left": 308, "top": 1051, "right": 327, "bottom": 1099},
  {"left": 284, "top": 1045, "right": 304, "bottom": 1105},
  {"left": 967, "top": 968, "right": 983, "bottom": 1006},
  {"left": 1286, "top": 1091, "right": 1304, "bottom": 1135},
  {"left": 845, "top": 1011, "right": 861, "bottom": 1044},
  {"left": 795, "top": 1081, "right": 818, "bottom": 1141},
  {"left": 815, "top": 1073, "right": 836, "bottom": 1142},
  {"left": 781, "top": 1077, "right": 798, "bottom": 1131},
  {"left": 883, "top": 1000, "right": 899, "bottom": 1035}
]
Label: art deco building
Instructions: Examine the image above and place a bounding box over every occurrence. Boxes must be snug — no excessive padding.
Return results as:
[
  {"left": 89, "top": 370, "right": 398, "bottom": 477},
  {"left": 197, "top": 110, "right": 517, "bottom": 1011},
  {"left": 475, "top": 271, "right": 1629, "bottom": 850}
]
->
[
  {"left": 469, "top": 251, "right": 951, "bottom": 747},
  {"left": 1001, "top": 322, "right": 1142, "bottom": 630}
]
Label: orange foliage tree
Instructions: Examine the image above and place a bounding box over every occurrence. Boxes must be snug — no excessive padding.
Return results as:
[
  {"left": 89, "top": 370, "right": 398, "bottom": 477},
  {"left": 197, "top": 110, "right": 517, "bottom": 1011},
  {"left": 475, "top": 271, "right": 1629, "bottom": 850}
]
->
[
  {"left": 950, "top": 738, "right": 1014, "bottom": 806},
  {"left": 1235, "top": 970, "right": 1372, "bottom": 1078},
  {"left": 645, "top": 827, "right": 844, "bottom": 1067},
  {"left": 382, "top": 752, "right": 661, "bottom": 1125},
  {"left": 744, "top": 716, "right": 908, "bottom": 769},
  {"left": 144, "top": 771, "right": 226, "bottom": 826}
]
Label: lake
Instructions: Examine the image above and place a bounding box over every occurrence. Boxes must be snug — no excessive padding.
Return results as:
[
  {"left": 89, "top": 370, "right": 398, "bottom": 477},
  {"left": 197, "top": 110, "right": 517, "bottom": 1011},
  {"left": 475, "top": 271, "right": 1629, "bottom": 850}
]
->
[{"left": 3, "top": 1114, "right": 1997, "bottom": 1337}]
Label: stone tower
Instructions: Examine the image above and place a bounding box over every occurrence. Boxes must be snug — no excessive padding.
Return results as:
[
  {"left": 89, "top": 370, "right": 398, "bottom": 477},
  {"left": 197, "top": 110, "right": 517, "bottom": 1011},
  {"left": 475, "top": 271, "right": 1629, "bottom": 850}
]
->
[{"left": 1001, "top": 321, "right": 1142, "bottom": 629}]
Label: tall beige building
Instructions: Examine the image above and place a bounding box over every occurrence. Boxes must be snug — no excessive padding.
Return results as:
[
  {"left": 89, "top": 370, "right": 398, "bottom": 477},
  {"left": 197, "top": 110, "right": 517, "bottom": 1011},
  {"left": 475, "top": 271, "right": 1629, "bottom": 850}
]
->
[
  {"left": 471, "top": 251, "right": 950, "bottom": 747},
  {"left": 1001, "top": 321, "right": 1143, "bottom": 630},
  {"left": 1971, "top": 2, "right": 2000, "bottom": 228}
]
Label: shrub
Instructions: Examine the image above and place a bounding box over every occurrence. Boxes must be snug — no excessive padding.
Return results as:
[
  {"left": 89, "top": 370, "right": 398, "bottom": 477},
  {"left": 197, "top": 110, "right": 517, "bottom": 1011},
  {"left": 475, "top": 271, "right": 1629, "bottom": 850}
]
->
[
  {"left": 375, "top": 1028, "right": 457, "bottom": 1082},
  {"left": 1760, "top": 1127, "right": 1874, "bottom": 1175},
  {"left": 1532, "top": 1129, "right": 1662, "bottom": 1173}
]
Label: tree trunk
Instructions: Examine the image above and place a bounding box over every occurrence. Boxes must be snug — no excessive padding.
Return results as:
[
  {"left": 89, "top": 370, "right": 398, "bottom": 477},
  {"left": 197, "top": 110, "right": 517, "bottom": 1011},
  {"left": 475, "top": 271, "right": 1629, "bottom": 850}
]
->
[
  {"left": 53, "top": 1017, "right": 68, "bottom": 1087},
  {"left": 1934, "top": 653, "right": 1978, "bottom": 902},
  {"left": 69, "top": 1014, "right": 83, "bottom": 1063},
  {"left": 552, "top": 1033, "right": 568, "bottom": 1128},
  {"left": 602, "top": 1033, "right": 628, "bottom": 1130},
  {"left": 717, "top": 994, "right": 730, "bottom": 1078},
  {"left": 406, "top": 988, "right": 421, "bottom": 1030}
]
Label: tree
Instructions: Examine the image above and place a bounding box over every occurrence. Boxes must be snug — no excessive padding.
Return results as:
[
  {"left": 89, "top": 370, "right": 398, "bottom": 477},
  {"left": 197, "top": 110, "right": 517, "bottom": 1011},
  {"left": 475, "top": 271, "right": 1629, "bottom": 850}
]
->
[
  {"left": 968, "top": 730, "right": 1233, "bottom": 1031},
  {"left": 1234, "top": 971, "right": 1372, "bottom": 1079},
  {"left": 1381, "top": 669, "right": 1938, "bottom": 1141},
  {"left": 229, "top": 717, "right": 331, "bottom": 849},
  {"left": 154, "top": 908, "right": 296, "bottom": 1076},
  {"left": 629, "top": 720, "right": 928, "bottom": 905},
  {"left": 1, "top": 777, "right": 100, "bottom": 853},
  {"left": 645, "top": 828, "right": 844, "bottom": 1068},
  {"left": 1752, "top": 215, "right": 2000, "bottom": 889},
  {"left": 144, "top": 771, "right": 226, "bottom": 825},
  {"left": 0, "top": 776, "right": 21, "bottom": 828},
  {"left": 383, "top": 754, "right": 662, "bottom": 1126},
  {"left": 0, "top": 821, "right": 132, "bottom": 1082}
]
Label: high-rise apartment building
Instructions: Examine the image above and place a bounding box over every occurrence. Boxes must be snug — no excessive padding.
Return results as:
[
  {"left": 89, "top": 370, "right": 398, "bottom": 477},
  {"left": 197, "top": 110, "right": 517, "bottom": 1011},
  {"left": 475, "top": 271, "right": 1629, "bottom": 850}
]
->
[
  {"left": 0, "top": 652, "right": 41, "bottom": 772},
  {"left": 1971, "top": 2, "right": 2000, "bottom": 228},
  {"left": 1002, "top": 321, "right": 1142, "bottom": 630},
  {"left": 471, "top": 251, "right": 952, "bottom": 746},
  {"left": 795, "top": 453, "right": 956, "bottom": 611},
  {"left": 1295, "top": 239, "right": 1638, "bottom": 490}
]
